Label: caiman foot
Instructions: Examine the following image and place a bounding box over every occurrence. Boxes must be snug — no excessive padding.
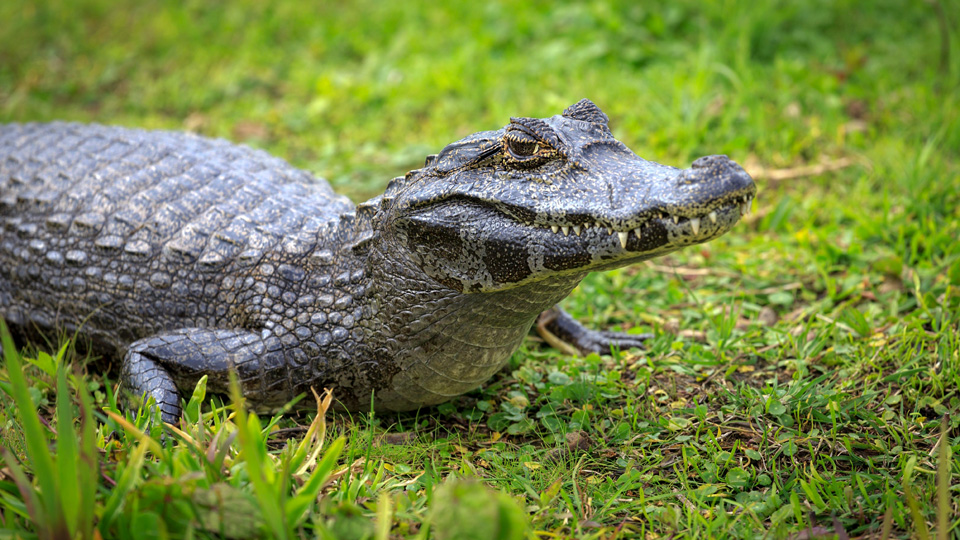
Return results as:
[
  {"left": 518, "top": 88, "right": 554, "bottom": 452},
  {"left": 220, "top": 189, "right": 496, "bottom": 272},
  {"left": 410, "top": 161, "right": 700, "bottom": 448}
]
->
[
  {"left": 121, "top": 328, "right": 290, "bottom": 425},
  {"left": 121, "top": 342, "right": 183, "bottom": 425},
  {"left": 536, "top": 306, "right": 652, "bottom": 356}
]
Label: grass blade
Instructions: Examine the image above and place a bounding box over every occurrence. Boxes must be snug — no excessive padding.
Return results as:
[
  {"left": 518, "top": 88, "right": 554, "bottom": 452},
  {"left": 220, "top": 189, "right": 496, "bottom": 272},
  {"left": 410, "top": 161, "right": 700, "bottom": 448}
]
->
[
  {"left": 76, "top": 376, "right": 99, "bottom": 540},
  {"left": 902, "top": 456, "right": 931, "bottom": 540},
  {"left": 285, "top": 436, "right": 345, "bottom": 524},
  {"left": 99, "top": 440, "right": 148, "bottom": 533},
  {"left": 0, "top": 320, "right": 63, "bottom": 534},
  {"left": 291, "top": 388, "right": 334, "bottom": 475},
  {"left": 0, "top": 448, "right": 42, "bottom": 525},
  {"left": 230, "top": 371, "right": 290, "bottom": 540},
  {"left": 936, "top": 414, "right": 950, "bottom": 540},
  {"left": 183, "top": 374, "right": 208, "bottom": 425},
  {"left": 376, "top": 492, "right": 392, "bottom": 540},
  {"left": 55, "top": 362, "right": 80, "bottom": 537}
]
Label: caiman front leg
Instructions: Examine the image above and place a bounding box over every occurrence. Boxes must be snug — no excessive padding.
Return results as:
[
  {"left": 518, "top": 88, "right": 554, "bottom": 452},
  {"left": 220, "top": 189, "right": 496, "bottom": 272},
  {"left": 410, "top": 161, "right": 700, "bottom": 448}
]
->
[
  {"left": 121, "top": 328, "right": 290, "bottom": 424},
  {"left": 536, "top": 305, "right": 653, "bottom": 355}
]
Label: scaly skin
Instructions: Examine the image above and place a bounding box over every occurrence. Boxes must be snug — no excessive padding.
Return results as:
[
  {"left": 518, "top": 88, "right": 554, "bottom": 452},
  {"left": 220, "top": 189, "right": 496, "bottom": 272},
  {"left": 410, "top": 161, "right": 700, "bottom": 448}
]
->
[{"left": 0, "top": 100, "right": 755, "bottom": 422}]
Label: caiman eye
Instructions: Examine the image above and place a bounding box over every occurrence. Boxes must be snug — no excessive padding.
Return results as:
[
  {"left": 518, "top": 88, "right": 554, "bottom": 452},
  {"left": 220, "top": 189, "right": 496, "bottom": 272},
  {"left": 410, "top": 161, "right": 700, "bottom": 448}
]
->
[{"left": 504, "top": 132, "right": 541, "bottom": 159}]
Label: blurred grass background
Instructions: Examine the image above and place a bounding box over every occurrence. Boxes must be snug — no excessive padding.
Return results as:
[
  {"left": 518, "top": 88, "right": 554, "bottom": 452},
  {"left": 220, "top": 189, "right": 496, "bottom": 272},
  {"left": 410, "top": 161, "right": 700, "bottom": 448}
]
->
[
  {"left": 3, "top": 0, "right": 954, "bottom": 200},
  {"left": 1, "top": 0, "right": 959, "bottom": 538}
]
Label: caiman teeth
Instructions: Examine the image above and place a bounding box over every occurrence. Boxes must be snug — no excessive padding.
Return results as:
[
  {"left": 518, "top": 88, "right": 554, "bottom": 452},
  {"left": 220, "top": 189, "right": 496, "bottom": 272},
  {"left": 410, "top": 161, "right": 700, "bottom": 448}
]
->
[{"left": 537, "top": 194, "right": 753, "bottom": 241}]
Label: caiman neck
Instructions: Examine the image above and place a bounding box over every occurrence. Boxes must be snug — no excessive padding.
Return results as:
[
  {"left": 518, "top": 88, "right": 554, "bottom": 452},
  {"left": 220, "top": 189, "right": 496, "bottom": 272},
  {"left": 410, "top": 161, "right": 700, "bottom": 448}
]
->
[
  {"left": 352, "top": 207, "right": 584, "bottom": 410},
  {"left": 352, "top": 196, "right": 585, "bottom": 329}
]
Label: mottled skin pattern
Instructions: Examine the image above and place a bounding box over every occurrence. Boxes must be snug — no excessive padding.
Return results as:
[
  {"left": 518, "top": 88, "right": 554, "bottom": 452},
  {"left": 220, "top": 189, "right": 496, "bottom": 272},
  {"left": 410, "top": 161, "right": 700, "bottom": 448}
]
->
[{"left": 0, "top": 100, "right": 755, "bottom": 422}]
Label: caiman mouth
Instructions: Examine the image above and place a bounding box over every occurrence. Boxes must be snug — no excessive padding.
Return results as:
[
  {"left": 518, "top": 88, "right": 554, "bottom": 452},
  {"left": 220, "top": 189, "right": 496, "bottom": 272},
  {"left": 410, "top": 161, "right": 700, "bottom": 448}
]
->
[
  {"left": 397, "top": 186, "right": 755, "bottom": 293},
  {"left": 522, "top": 191, "right": 755, "bottom": 251}
]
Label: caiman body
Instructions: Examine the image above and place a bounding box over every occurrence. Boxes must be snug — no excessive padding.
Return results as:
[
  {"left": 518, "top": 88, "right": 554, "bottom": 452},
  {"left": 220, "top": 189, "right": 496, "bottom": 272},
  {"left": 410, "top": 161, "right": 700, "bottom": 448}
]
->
[{"left": 0, "top": 100, "right": 755, "bottom": 421}]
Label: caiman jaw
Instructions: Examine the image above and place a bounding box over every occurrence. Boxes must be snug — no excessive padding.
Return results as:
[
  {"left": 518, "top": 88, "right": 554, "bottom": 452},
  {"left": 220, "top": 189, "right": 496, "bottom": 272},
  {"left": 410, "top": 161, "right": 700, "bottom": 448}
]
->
[{"left": 528, "top": 192, "right": 754, "bottom": 250}]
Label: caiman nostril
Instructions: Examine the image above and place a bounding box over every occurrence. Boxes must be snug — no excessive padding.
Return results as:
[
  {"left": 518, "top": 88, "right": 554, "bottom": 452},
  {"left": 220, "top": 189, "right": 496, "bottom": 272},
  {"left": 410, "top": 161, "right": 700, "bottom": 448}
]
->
[{"left": 691, "top": 155, "right": 731, "bottom": 169}]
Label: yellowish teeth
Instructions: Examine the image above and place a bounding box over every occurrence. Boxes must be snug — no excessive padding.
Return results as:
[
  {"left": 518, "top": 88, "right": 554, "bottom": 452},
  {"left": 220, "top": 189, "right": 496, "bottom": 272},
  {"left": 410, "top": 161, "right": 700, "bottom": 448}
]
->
[{"left": 537, "top": 199, "right": 744, "bottom": 240}]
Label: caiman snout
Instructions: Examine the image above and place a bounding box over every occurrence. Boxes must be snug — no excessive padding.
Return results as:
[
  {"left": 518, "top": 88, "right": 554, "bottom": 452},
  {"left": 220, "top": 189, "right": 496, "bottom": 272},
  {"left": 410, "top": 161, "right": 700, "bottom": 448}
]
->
[{"left": 672, "top": 154, "right": 756, "bottom": 209}]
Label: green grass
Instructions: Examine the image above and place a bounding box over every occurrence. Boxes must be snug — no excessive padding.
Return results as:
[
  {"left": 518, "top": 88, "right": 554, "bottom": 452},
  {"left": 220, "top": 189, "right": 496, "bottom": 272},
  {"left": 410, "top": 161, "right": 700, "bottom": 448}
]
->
[{"left": 1, "top": 0, "right": 959, "bottom": 538}]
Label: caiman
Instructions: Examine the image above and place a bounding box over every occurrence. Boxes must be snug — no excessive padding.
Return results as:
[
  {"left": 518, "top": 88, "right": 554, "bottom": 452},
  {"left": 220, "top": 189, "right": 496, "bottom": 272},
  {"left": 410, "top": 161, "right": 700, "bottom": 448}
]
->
[{"left": 0, "top": 100, "right": 756, "bottom": 422}]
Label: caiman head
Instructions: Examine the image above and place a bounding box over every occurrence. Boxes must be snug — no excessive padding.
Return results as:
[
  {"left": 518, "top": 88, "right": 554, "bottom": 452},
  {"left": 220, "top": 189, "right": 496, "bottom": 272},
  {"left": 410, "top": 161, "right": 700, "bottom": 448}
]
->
[{"left": 371, "top": 99, "right": 756, "bottom": 293}]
